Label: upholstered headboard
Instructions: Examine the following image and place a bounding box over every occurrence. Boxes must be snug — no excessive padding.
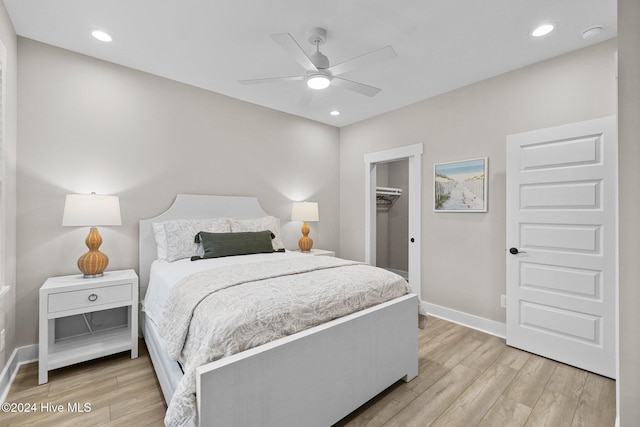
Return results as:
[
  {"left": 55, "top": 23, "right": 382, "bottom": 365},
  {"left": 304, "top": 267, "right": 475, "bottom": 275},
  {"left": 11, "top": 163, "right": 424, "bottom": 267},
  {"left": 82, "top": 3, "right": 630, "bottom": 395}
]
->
[{"left": 138, "top": 194, "right": 269, "bottom": 297}]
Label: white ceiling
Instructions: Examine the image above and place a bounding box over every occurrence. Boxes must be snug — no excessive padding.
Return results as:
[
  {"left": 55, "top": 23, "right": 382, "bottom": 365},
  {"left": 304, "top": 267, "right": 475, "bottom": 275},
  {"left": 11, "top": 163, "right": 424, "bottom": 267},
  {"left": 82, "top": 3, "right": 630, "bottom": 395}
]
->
[{"left": 3, "top": 0, "right": 616, "bottom": 127}]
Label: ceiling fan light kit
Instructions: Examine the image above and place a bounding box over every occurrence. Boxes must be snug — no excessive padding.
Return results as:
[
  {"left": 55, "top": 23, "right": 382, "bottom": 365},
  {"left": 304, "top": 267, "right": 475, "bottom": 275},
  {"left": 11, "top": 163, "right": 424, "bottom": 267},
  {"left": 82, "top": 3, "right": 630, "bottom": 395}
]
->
[
  {"left": 307, "top": 72, "right": 331, "bottom": 90},
  {"left": 239, "top": 27, "right": 397, "bottom": 97}
]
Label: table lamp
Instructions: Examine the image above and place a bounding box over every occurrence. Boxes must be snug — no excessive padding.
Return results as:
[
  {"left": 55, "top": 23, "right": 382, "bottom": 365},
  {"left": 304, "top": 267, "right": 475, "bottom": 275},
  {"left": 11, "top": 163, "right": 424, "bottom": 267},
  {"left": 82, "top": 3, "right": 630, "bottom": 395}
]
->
[
  {"left": 291, "top": 201, "right": 319, "bottom": 252},
  {"left": 62, "top": 193, "right": 122, "bottom": 278}
]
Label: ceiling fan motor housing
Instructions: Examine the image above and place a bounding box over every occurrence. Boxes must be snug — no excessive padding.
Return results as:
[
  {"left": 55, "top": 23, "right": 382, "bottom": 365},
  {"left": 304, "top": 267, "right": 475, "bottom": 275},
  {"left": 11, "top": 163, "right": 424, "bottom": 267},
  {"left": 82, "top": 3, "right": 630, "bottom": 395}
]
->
[{"left": 308, "top": 27, "right": 327, "bottom": 46}]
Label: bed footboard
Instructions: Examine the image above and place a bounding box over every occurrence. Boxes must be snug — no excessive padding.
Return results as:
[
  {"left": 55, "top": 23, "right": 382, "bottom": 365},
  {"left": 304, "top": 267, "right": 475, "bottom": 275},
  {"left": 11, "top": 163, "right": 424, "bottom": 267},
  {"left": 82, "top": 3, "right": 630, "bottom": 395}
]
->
[{"left": 196, "top": 293, "right": 419, "bottom": 427}]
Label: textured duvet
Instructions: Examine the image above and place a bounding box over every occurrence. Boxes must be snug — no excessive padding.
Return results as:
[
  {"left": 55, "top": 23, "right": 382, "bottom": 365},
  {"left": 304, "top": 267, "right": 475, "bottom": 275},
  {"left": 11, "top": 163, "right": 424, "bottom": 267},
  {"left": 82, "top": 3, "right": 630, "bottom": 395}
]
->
[{"left": 158, "top": 256, "right": 422, "bottom": 426}]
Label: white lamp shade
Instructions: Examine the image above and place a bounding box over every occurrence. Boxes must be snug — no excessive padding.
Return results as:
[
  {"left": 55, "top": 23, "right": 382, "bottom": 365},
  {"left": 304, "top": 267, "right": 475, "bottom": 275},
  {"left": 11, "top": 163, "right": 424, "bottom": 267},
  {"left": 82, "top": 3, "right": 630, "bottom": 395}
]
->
[
  {"left": 291, "top": 202, "right": 319, "bottom": 222},
  {"left": 62, "top": 194, "right": 122, "bottom": 226}
]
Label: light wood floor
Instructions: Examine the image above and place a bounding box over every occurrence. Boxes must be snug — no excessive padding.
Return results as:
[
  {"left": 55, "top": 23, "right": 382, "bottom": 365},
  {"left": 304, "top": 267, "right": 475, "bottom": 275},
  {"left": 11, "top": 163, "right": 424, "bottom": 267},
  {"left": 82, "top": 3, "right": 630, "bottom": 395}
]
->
[
  {"left": 3, "top": 317, "right": 615, "bottom": 426},
  {"left": 3, "top": 340, "right": 166, "bottom": 426},
  {"left": 336, "top": 317, "right": 616, "bottom": 427}
]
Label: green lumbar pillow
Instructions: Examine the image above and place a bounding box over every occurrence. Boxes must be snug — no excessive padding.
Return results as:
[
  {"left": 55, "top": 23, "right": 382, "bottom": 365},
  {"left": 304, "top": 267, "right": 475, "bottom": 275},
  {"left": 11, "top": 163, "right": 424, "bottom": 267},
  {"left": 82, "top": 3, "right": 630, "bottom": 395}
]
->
[{"left": 192, "top": 230, "right": 275, "bottom": 260}]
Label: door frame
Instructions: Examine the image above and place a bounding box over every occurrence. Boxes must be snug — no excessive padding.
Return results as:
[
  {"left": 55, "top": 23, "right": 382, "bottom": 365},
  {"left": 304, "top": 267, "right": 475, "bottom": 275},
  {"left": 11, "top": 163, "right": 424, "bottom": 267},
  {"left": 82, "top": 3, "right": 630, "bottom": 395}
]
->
[{"left": 364, "top": 143, "right": 423, "bottom": 297}]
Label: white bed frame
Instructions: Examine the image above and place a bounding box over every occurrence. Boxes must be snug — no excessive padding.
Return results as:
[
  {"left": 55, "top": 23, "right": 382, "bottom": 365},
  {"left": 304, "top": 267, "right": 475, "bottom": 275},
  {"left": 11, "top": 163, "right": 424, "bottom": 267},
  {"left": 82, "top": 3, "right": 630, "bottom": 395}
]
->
[{"left": 139, "top": 194, "right": 419, "bottom": 426}]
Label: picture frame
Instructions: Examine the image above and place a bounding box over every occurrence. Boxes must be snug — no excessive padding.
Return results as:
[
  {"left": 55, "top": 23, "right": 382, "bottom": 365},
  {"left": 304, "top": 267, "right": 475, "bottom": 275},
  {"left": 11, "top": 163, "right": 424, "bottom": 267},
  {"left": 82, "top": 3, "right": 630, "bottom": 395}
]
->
[{"left": 434, "top": 157, "right": 488, "bottom": 212}]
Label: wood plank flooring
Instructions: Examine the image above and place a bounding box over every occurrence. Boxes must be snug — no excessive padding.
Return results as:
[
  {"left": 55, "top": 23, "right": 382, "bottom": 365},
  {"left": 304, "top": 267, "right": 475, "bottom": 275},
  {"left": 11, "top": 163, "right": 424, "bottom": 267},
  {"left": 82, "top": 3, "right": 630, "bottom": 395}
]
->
[
  {"left": 2, "top": 317, "right": 616, "bottom": 426},
  {"left": 336, "top": 317, "right": 616, "bottom": 427},
  {"left": 3, "top": 340, "right": 166, "bottom": 426}
]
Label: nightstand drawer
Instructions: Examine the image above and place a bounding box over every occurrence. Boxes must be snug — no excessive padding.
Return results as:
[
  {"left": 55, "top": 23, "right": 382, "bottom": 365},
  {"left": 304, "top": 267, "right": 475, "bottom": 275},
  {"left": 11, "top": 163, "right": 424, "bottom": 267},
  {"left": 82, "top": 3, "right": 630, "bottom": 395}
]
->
[{"left": 48, "top": 283, "right": 132, "bottom": 313}]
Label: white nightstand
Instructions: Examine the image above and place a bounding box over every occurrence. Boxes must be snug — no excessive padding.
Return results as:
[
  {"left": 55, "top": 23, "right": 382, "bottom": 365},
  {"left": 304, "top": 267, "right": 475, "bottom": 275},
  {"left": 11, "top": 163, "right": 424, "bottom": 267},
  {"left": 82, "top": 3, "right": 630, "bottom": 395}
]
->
[
  {"left": 295, "top": 249, "right": 335, "bottom": 257},
  {"left": 38, "top": 269, "right": 139, "bottom": 384}
]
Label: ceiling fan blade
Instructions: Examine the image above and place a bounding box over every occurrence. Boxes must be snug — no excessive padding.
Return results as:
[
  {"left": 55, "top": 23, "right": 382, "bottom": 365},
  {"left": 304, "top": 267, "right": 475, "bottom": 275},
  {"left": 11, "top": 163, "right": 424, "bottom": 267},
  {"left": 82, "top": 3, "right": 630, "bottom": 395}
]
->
[
  {"left": 239, "top": 75, "right": 305, "bottom": 85},
  {"left": 331, "top": 77, "right": 381, "bottom": 97},
  {"left": 328, "top": 45, "right": 397, "bottom": 76},
  {"left": 270, "top": 33, "right": 318, "bottom": 72}
]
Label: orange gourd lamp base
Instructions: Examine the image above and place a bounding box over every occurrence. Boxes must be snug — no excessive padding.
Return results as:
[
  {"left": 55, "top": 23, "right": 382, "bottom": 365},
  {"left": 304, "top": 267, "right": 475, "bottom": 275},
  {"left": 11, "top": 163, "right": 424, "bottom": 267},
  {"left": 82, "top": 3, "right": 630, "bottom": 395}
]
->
[
  {"left": 77, "top": 227, "right": 109, "bottom": 278},
  {"left": 298, "top": 221, "right": 313, "bottom": 252}
]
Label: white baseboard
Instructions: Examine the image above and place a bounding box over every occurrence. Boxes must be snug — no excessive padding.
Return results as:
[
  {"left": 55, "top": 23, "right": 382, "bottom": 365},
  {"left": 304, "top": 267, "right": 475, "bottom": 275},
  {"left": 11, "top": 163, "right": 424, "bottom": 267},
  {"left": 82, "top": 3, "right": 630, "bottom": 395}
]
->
[
  {"left": 422, "top": 301, "right": 506, "bottom": 339},
  {"left": 0, "top": 344, "right": 38, "bottom": 403}
]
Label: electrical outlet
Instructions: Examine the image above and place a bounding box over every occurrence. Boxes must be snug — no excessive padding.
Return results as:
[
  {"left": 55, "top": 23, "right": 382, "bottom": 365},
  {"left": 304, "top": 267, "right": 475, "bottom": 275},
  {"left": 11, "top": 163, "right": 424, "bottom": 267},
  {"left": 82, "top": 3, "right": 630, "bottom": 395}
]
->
[
  {"left": 500, "top": 295, "right": 507, "bottom": 308},
  {"left": 0, "top": 329, "right": 5, "bottom": 352}
]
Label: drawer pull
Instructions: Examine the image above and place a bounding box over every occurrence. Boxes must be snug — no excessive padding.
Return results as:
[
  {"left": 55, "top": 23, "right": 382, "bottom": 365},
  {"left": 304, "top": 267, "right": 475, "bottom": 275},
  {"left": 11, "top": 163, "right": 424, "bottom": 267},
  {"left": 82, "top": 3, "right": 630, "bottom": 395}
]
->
[{"left": 88, "top": 293, "right": 98, "bottom": 302}]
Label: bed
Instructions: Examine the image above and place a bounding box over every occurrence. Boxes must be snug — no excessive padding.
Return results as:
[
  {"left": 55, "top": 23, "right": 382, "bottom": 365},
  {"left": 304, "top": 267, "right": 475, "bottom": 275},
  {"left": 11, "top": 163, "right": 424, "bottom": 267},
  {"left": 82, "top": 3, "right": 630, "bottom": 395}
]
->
[{"left": 139, "top": 194, "right": 422, "bottom": 427}]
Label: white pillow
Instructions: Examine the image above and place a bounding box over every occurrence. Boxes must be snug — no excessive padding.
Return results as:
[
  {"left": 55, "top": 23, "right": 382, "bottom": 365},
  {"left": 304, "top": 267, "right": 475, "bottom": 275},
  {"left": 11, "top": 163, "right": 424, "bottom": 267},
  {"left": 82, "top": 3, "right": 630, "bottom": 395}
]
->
[
  {"left": 152, "top": 222, "right": 168, "bottom": 260},
  {"left": 160, "top": 218, "right": 231, "bottom": 262},
  {"left": 230, "top": 216, "right": 285, "bottom": 251}
]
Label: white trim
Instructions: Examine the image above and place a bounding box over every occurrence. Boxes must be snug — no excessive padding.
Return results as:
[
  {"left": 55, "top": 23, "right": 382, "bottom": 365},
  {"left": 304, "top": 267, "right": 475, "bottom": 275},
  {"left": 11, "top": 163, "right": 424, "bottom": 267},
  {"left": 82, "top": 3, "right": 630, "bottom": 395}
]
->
[
  {"left": 0, "top": 344, "right": 38, "bottom": 403},
  {"left": 363, "top": 143, "right": 423, "bottom": 164},
  {"left": 422, "top": 300, "right": 506, "bottom": 339},
  {"left": 364, "top": 163, "right": 376, "bottom": 265}
]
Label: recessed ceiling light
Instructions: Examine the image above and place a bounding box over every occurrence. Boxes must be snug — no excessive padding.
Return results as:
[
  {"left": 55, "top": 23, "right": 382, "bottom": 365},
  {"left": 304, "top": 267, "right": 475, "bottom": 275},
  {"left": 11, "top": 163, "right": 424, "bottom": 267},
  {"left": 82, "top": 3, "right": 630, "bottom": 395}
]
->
[
  {"left": 531, "top": 23, "right": 555, "bottom": 38},
  {"left": 330, "top": 110, "right": 340, "bottom": 116},
  {"left": 91, "top": 30, "right": 113, "bottom": 42},
  {"left": 582, "top": 26, "right": 603, "bottom": 40}
]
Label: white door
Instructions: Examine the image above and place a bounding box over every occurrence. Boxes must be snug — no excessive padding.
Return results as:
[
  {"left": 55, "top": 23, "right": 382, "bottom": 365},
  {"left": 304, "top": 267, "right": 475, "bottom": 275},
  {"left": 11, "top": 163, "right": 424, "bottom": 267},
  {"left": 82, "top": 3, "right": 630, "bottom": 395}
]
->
[{"left": 506, "top": 116, "right": 617, "bottom": 378}]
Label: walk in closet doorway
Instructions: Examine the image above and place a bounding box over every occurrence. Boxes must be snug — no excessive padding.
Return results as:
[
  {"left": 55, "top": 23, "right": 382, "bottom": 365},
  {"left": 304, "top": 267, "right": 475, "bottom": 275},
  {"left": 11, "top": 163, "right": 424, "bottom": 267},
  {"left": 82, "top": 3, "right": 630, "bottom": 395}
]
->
[{"left": 364, "top": 143, "right": 422, "bottom": 298}]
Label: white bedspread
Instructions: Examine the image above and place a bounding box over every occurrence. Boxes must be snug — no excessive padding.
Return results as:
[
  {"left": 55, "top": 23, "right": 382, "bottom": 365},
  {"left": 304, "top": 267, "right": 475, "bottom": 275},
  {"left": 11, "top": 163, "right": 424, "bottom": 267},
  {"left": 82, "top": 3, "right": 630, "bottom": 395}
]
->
[
  {"left": 143, "top": 251, "right": 308, "bottom": 325},
  {"left": 154, "top": 255, "right": 422, "bottom": 427}
]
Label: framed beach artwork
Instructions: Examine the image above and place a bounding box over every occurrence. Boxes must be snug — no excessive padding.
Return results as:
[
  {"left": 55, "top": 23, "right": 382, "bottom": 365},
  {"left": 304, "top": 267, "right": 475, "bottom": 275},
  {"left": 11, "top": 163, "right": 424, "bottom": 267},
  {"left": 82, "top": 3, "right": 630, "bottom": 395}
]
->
[{"left": 434, "top": 157, "right": 488, "bottom": 212}]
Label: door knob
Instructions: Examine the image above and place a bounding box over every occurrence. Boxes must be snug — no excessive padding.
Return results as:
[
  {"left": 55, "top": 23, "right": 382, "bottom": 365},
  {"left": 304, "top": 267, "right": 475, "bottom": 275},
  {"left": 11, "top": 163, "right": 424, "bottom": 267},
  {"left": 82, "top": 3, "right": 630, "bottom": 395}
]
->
[{"left": 509, "top": 247, "right": 526, "bottom": 255}]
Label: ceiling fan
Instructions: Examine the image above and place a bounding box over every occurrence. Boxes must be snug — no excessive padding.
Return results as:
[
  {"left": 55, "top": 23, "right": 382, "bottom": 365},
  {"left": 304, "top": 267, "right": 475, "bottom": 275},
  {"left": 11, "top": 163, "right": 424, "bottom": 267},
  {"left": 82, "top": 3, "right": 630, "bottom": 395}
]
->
[{"left": 239, "top": 27, "right": 397, "bottom": 97}]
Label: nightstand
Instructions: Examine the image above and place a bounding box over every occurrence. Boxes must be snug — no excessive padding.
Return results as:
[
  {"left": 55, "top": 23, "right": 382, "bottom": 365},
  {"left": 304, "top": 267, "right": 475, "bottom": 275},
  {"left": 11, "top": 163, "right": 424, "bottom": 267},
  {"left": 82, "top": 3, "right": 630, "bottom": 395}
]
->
[
  {"left": 38, "top": 269, "right": 138, "bottom": 384},
  {"left": 296, "top": 249, "right": 336, "bottom": 257}
]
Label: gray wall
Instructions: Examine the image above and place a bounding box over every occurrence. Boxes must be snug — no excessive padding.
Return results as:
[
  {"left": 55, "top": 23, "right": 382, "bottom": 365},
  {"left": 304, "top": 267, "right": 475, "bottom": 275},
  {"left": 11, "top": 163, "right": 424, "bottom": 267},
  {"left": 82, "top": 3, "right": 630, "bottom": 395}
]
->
[
  {"left": 0, "top": 1, "right": 17, "bottom": 371},
  {"left": 15, "top": 38, "right": 340, "bottom": 347},
  {"left": 339, "top": 39, "right": 617, "bottom": 324},
  {"left": 618, "top": 0, "right": 640, "bottom": 422}
]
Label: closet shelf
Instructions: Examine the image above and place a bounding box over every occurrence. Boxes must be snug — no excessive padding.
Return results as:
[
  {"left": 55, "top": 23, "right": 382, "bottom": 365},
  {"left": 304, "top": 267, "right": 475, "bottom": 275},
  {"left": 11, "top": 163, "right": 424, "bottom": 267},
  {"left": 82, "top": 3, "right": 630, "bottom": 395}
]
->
[{"left": 376, "top": 186, "right": 402, "bottom": 210}]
